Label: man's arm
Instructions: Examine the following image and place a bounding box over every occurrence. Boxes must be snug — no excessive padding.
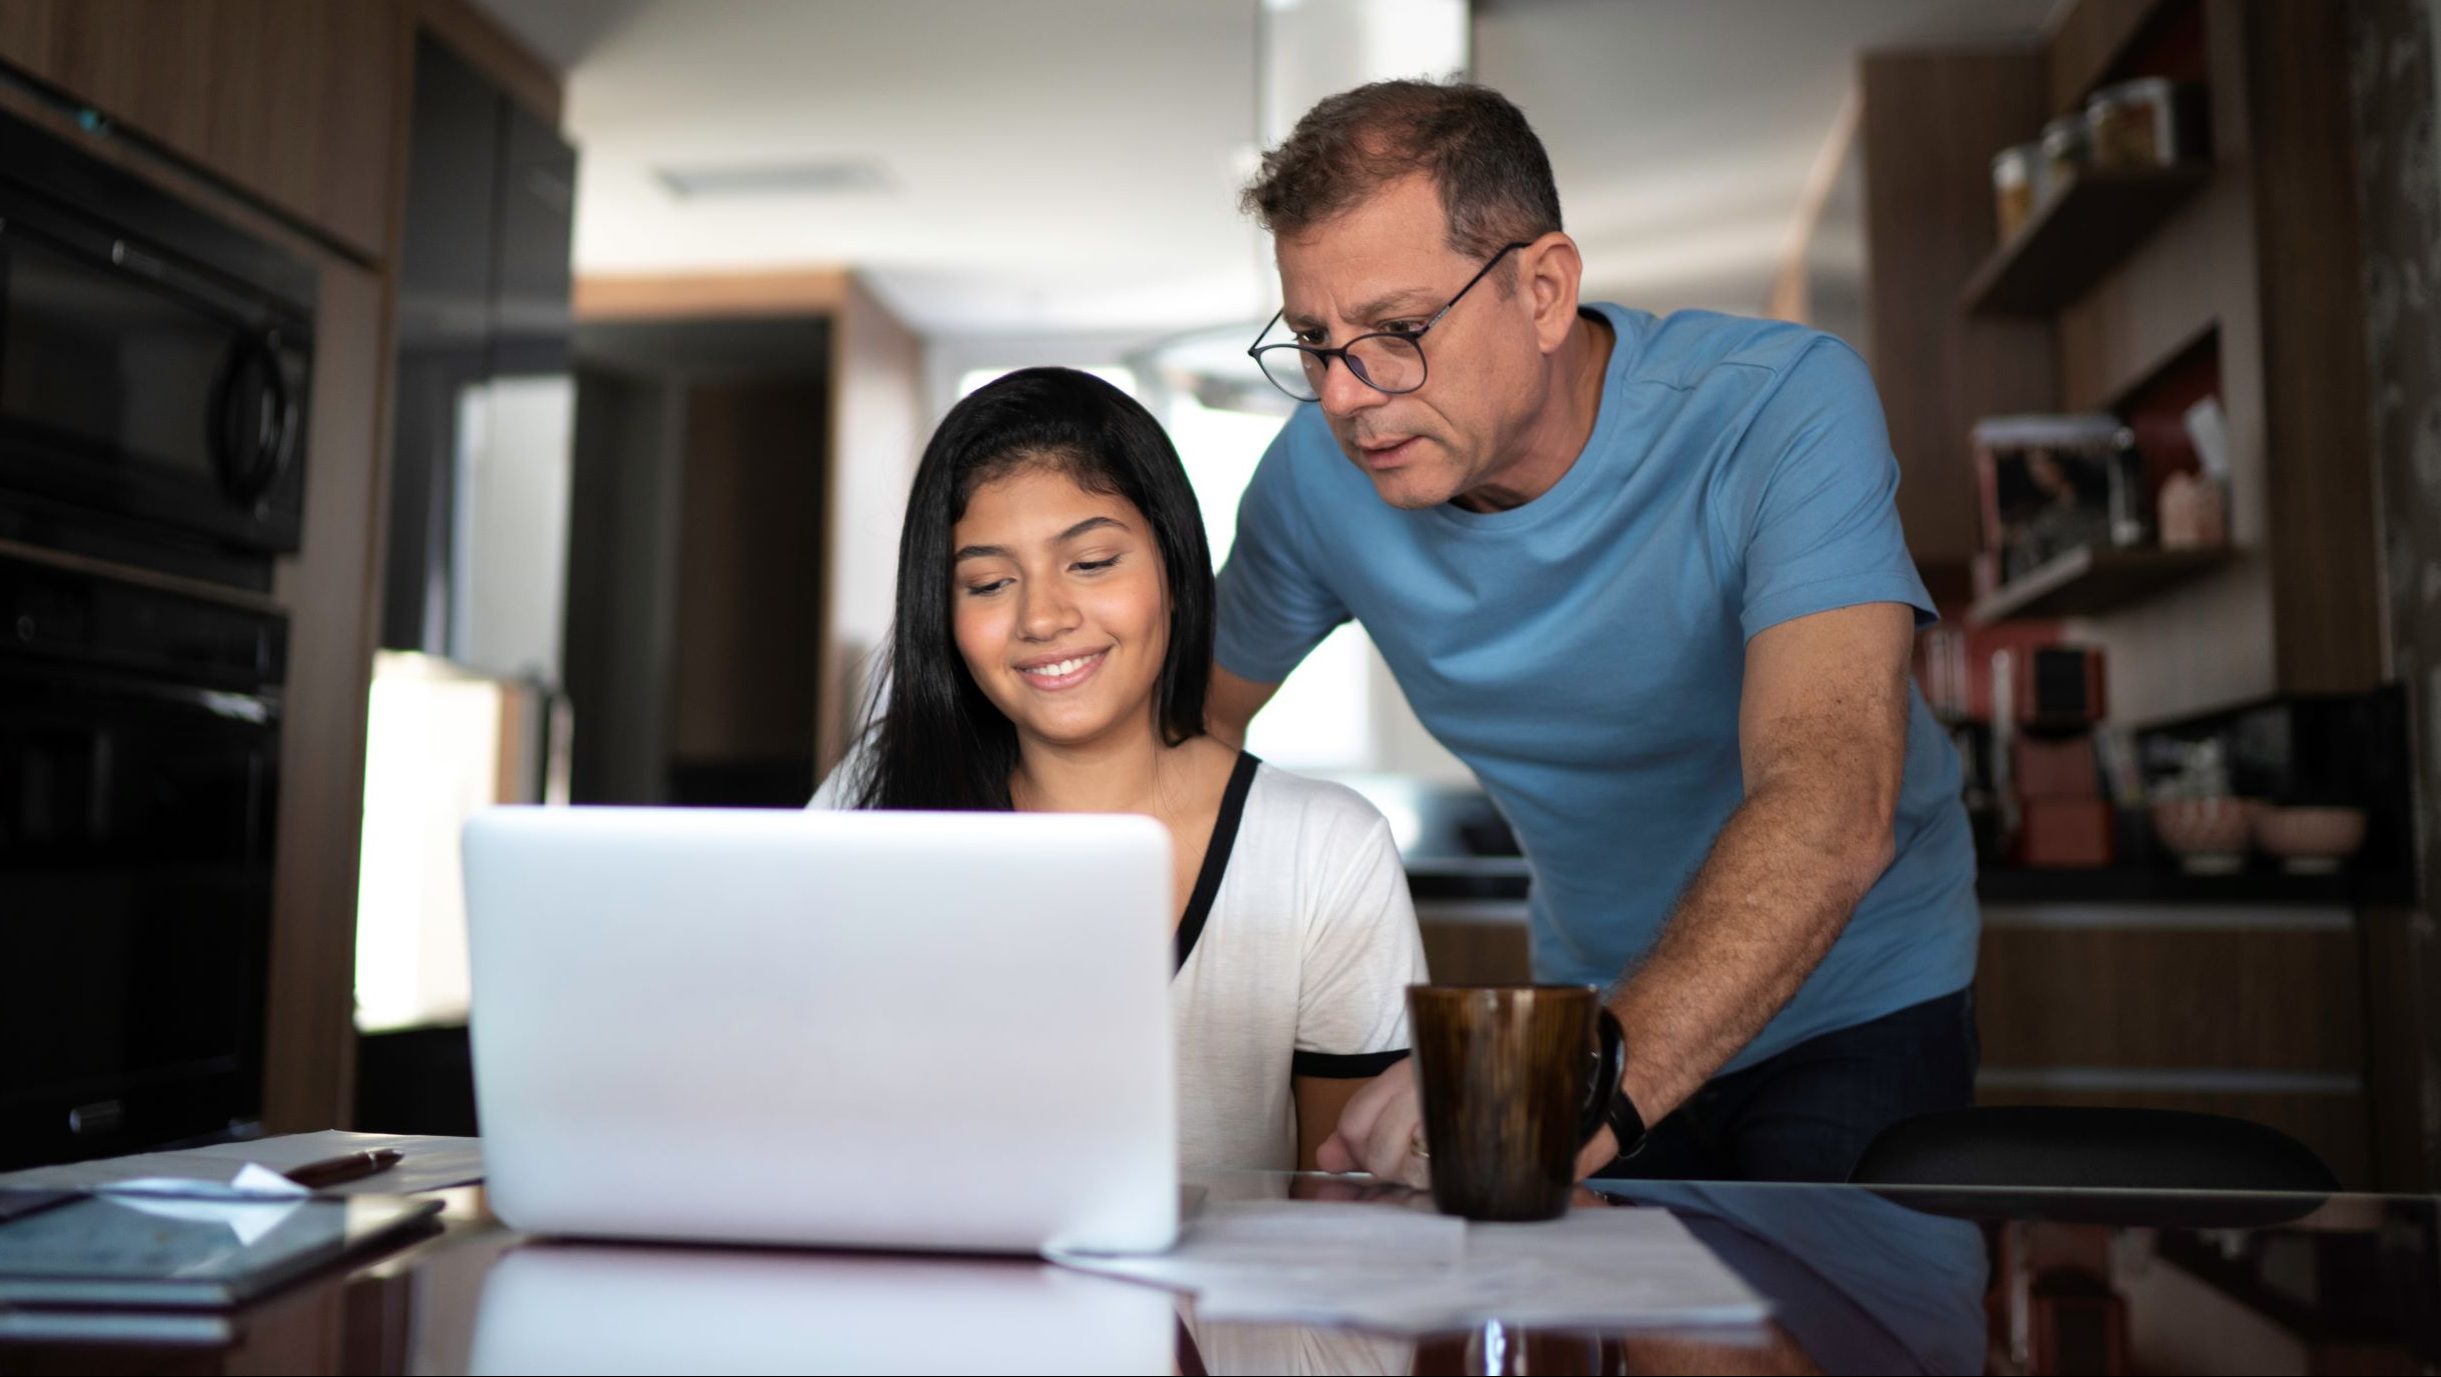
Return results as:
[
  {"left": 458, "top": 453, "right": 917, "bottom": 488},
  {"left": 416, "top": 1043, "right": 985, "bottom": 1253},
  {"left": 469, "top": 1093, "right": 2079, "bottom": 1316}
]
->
[
  {"left": 1572, "top": 598, "right": 1914, "bottom": 1173},
  {"left": 1208, "top": 665, "right": 1280, "bottom": 749},
  {"left": 1319, "top": 600, "right": 1915, "bottom": 1185}
]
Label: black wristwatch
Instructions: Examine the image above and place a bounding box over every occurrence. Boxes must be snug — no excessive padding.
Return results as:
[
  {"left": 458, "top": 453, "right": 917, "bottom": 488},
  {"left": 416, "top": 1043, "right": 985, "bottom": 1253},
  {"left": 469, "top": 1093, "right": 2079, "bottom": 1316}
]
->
[{"left": 1605, "top": 1088, "right": 1649, "bottom": 1160}]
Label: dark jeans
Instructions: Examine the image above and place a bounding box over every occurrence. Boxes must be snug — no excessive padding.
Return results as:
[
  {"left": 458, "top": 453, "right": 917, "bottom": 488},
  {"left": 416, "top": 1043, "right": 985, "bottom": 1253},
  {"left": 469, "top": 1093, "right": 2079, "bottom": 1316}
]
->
[{"left": 1594, "top": 988, "right": 1979, "bottom": 1184}]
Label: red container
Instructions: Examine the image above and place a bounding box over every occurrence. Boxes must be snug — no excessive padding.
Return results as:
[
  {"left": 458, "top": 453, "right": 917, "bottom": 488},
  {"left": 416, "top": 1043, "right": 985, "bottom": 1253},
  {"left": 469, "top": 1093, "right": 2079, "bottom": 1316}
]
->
[
  {"left": 2013, "top": 735, "right": 2102, "bottom": 801},
  {"left": 2018, "top": 798, "right": 2115, "bottom": 868}
]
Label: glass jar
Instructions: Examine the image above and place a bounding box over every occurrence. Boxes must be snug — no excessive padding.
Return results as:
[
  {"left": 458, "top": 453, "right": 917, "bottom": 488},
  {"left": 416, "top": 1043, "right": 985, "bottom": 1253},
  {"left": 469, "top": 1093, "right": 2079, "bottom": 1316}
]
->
[
  {"left": 1990, "top": 142, "right": 2044, "bottom": 241},
  {"left": 2086, "top": 77, "right": 2180, "bottom": 169},
  {"left": 2040, "top": 114, "right": 2090, "bottom": 190}
]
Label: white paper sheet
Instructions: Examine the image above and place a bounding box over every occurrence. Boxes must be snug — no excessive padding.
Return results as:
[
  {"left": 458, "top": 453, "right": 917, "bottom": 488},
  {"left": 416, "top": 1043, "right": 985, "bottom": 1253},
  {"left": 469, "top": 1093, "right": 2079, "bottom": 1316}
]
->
[
  {"left": 95, "top": 1165, "right": 309, "bottom": 1247},
  {"left": 1050, "top": 1199, "right": 1769, "bottom": 1334},
  {"left": 184, "top": 1132, "right": 485, "bottom": 1194},
  {"left": 0, "top": 1131, "right": 484, "bottom": 1196}
]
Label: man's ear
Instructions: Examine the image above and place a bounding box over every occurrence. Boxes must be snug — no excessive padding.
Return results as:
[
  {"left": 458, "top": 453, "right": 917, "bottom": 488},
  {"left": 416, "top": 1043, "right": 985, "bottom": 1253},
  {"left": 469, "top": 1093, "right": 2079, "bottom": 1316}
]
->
[{"left": 1525, "top": 232, "right": 1584, "bottom": 354}]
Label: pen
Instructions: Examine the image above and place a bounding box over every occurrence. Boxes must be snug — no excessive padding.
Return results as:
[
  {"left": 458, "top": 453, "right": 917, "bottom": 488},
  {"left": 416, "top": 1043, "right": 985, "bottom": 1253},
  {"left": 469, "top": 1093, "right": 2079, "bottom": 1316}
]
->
[{"left": 281, "top": 1148, "right": 403, "bottom": 1190}]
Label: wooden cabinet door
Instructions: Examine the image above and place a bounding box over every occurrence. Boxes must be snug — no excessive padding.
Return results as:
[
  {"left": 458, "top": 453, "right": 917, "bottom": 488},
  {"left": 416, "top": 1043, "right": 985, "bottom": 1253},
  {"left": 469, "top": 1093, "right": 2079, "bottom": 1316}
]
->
[{"left": 0, "top": 1, "right": 403, "bottom": 259}]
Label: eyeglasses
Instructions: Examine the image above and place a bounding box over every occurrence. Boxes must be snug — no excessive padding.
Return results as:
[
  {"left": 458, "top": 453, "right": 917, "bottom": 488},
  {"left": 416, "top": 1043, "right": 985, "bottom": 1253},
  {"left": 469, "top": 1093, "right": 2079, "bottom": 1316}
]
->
[{"left": 1247, "top": 241, "right": 1531, "bottom": 404}]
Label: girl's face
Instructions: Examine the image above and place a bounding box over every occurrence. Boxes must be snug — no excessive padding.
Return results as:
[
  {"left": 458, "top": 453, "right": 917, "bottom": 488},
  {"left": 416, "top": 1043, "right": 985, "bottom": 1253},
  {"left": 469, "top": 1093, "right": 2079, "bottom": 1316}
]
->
[{"left": 950, "top": 464, "right": 1171, "bottom": 753}]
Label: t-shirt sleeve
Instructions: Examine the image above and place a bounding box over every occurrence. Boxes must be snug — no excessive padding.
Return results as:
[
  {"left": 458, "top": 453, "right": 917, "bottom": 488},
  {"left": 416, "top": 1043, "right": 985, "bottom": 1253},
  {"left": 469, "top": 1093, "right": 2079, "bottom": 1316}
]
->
[
  {"left": 1290, "top": 804, "right": 1429, "bottom": 1078},
  {"left": 1733, "top": 339, "right": 1936, "bottom": 641},
  {"left": 1213, "top": 424, "right": 1352, "bottom": 685}
]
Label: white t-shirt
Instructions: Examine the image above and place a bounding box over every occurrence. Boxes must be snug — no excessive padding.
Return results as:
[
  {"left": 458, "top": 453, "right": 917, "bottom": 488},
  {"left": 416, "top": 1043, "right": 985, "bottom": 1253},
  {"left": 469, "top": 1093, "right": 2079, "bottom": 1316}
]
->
[{"left": 811, "top": 751, "right": 1428, "bottom": 1172}]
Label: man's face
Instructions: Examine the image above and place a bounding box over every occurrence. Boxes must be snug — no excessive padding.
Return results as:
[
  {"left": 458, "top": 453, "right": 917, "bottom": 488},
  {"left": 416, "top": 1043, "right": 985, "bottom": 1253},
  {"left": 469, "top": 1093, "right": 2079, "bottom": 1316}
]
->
[{"left": 1273, "top": 174, "right": 1545, "bottom": 510}]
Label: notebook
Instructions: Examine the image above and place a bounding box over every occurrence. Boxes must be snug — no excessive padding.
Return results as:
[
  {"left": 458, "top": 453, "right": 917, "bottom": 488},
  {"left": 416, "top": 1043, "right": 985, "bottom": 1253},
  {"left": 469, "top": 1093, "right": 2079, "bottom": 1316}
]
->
[{"left": 0, "top": 1187, "right": 441, "bottom": 1308}]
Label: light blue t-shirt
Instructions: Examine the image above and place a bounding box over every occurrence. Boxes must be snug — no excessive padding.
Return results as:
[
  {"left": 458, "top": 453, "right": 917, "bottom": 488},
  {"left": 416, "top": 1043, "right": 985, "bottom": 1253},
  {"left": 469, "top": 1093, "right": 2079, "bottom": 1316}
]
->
[{"left": 1215, "top": 303, "right": 1979, "bottom": 1072}]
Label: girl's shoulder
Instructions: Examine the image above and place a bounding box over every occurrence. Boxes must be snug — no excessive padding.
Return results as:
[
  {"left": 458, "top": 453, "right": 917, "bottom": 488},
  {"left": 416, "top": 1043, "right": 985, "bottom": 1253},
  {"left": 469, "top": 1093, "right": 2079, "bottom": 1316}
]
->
[
  {"left": 1225, "top": 763, "right": 1421, "bottom": 968},
  {"left": 1232, "top": 760, "right": 1407, "bottom": 906},
  {"left": 1239, "top": 760, "right": 1399, "bottom": 841}
]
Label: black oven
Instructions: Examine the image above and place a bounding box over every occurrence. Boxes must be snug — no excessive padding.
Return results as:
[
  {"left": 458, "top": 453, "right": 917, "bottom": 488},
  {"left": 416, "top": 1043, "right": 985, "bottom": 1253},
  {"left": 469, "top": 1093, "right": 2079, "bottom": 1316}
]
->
[
  {"left": 0, "top": 105, "right": 315, "bottom": 582},
  {"left": 0, "top": 554, "right": 284, "bottom": 1168}
]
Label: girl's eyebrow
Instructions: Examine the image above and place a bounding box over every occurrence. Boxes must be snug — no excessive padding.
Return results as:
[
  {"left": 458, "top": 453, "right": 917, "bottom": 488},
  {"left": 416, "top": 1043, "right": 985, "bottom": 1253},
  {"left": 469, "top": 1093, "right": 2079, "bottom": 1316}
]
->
[
  {"left": 953, "top": 516, "right": 1127, "bottom": 563},
  {"left": 1055, "top": 515, "right": 1126, "bottom": 542}
]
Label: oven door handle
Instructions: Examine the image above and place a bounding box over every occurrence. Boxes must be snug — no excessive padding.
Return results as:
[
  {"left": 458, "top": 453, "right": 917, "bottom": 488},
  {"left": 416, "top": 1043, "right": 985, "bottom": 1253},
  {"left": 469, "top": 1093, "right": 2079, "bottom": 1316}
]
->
[{"left": 209, "top": 332, "right": 298, "bottom": 504}]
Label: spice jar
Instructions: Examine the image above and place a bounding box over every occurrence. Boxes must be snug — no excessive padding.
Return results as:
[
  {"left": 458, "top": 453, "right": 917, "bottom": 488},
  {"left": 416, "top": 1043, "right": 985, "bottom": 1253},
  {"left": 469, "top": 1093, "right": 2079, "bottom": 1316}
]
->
[
  {"left": 2040, "top": 114, "right": 2089, "bottom": 190},
  {"left": 2086, "top": 77, "right": 2181, "bottom": 169},
  {"left": 1990, "top": 142, "right": 2043, "bottom": 241}
]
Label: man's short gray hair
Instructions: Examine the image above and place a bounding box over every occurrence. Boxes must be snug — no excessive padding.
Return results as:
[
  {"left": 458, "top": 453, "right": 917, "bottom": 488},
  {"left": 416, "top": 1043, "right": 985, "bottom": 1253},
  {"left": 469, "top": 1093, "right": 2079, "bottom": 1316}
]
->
[{"left": 1239, "top": 79, "right": 1563, "bottom": 258}]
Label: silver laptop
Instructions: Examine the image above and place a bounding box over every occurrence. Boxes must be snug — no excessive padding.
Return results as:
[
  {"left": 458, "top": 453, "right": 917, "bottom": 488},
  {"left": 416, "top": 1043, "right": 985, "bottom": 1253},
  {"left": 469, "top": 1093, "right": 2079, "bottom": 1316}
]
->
[{"left": 461, "top": 806, "right": 1179, "bottom": 1255}]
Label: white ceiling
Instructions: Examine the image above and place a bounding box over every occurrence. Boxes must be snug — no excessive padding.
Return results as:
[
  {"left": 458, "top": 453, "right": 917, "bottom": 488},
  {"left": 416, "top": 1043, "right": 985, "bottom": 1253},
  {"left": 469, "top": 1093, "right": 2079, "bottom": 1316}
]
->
[
  {"left": 480, "top": 0, "right": 2056, "bottom": 341},
  {"left": 1481, "top": 0, "right": 2056, "bottom": 314}
]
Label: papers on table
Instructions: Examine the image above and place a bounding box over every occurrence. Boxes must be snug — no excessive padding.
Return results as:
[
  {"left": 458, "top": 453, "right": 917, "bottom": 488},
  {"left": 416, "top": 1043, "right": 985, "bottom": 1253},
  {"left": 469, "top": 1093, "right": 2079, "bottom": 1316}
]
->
[
  {"left": 188, "top": 1132, "right": 485, "bottom": 1194},
  {"left": 97, "top": 1164, "right": 309, "bottom": 1247},
  {"left": 1141, "top": 1200, "right": 1464, "bottom": 1268},
  {"left": 1049, "top": 1199, "right": 1770, "bottom": 1334},
  {"left": 0, "top": 1131, "right": 484, "bottom": 1196}
]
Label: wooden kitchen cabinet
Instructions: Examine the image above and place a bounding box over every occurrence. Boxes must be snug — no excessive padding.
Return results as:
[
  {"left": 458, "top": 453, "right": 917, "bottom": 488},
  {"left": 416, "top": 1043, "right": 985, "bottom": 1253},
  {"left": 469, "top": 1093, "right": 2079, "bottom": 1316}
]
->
[
  {"left": 0, "top": 1, "right": 404, "bottom": 261},
  {"left": 1858, "top": 0, "right": 2381, "bottom": 716},
  {"left": 0, "top": 0, "right": 566, "bottom": 1137},
  {"left": 1857, "top": 47, "right": 2060, "bottom": 572}
]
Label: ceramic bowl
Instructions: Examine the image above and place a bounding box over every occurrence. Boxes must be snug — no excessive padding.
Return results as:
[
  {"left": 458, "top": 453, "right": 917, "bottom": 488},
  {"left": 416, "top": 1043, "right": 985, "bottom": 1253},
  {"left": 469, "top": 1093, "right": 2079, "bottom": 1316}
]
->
[
  {"left": 2253, "top": 806, "right": 2368, "bottom": 874},
  {"left": 2149, "top": 796, "right": 2261, "bottom": 873}
]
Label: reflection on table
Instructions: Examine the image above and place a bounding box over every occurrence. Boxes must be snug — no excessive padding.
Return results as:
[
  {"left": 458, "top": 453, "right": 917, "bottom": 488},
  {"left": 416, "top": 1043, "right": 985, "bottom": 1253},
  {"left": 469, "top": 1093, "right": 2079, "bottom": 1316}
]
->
[
  {"left": 1605, "top": 1180, "right": 1987, "bottom": 1375},
  {"left": 4, "top": 1175, "right": 2439, "bottom": 1375},
  {"left": 467, "top": 1245, "right": 1173, "bottom": 1375},
  {"left": 456, "top": 1174, "right": 1978, "bottom": 1376}
]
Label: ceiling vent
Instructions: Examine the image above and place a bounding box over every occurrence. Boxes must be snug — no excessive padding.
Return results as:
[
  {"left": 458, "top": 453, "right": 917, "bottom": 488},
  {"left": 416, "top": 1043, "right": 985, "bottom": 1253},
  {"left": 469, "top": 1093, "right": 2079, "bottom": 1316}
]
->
[{"left": 654, "top": 159, "right": 892, "bottom": 200}]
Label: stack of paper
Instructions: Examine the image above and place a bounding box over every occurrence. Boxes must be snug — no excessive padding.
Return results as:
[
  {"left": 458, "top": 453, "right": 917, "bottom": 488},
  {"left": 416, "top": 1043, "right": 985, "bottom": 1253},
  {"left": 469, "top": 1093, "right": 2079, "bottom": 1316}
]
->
[{"left": 1050, "top": 1200, "right": 1769, "bottom": 1334}]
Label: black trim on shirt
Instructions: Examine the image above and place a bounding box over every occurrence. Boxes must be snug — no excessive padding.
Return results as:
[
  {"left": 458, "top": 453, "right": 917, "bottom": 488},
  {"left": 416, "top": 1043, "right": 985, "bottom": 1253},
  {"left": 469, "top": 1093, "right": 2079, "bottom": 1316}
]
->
[
  {"left": 1291, "top": 1048, "right": 1411, "bottom": 1079},
  {"left": 1173, "top": 750, "right": 1261, "bottom": 974}
]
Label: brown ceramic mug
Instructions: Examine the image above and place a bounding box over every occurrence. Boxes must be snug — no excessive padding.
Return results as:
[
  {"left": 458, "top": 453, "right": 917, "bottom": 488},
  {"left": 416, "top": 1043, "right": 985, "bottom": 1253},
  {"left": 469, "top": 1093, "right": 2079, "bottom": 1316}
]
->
[{"left": 1405, "top": 984, "right": 1627, "bottom": 1222}]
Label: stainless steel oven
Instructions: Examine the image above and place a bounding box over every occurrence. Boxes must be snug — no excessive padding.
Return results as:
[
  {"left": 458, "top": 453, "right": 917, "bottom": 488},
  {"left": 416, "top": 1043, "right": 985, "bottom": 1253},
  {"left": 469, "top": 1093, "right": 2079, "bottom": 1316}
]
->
[{"left": 0, "top": 105, "right": 315, "bottom": 582}]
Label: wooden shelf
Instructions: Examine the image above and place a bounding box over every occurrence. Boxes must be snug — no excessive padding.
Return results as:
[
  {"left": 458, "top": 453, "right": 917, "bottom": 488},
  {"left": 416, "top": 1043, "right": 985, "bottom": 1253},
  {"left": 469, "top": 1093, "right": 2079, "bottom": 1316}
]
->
[
  {"left": 1961, "top": 165, "right": 2213, "bottom": 316},
  {"left": 1968, "top": 545, "right": 2234, "bottom": 625}
]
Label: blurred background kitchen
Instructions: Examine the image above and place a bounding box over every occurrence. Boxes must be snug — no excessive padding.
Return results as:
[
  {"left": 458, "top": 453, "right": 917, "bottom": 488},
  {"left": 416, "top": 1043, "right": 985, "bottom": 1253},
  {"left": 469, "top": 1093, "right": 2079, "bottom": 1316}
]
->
[{"left": 3, "top": 0, "right": 2437, "bottom": 1208}]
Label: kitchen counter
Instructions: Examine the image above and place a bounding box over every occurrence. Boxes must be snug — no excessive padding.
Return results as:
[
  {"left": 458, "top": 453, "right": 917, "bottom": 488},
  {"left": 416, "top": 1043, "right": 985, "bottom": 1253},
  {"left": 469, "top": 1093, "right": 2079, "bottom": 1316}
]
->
[
  {"left": 1977, "top": 863, "right": 2410, "bottom": 907},
  {"left": 1406, "top": 857, "right": 2409, "bottom": 909}
]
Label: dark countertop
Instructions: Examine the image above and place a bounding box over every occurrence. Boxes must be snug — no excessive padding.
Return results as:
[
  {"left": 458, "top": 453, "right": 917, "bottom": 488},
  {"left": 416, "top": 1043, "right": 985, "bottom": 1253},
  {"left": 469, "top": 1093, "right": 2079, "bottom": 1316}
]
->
[
  {"left": 1361, "top": 774, "right": 2412, "bottom": 910},
  {"left": 1406, "top": 857, "right": 2409, "bottom": 909},
  {"left": 1405, "top": 858, "right": 1530, "bottom": 903},
  {"left": 1975, "top": 862, "right": 2411, "bottom": 907}
]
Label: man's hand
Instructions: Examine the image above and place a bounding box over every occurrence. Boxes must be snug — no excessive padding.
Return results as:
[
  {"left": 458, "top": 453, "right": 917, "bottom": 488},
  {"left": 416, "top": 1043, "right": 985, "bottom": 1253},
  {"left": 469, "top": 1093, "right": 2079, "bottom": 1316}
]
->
[
  {"left": 1314, "top": 1063, "right": 1430, "bottom": 1188},
  {"left": 1322, "top": 1071, "right": 1624, "bottom": 1186},
  {"left": 1572, "top": 1125, "right": 1621, "bottom": 1183},
  {"left": 1606, "top": 601, "right": 1914, "bottom": 1125}
]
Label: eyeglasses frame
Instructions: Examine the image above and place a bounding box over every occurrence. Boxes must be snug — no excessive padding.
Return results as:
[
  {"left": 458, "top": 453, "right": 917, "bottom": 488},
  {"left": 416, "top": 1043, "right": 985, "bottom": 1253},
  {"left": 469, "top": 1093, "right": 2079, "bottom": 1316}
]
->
[{"left": 1245, "top": 239, "right": 1535, "bottom": 403}]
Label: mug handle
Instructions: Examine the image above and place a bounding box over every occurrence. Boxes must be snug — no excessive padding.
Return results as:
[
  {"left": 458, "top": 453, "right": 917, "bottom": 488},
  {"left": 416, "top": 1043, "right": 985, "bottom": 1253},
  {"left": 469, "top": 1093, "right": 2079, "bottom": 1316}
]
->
[{"left": 1577, "top": 1007, "right": 1627, "bottom": 1147}]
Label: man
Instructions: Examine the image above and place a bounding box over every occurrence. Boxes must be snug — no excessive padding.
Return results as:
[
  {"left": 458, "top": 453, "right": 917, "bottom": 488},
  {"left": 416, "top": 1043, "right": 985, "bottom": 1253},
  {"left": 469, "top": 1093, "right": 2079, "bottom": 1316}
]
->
[{"left": 1210, "top": 80, "right": 1979, "bottom": 1184}]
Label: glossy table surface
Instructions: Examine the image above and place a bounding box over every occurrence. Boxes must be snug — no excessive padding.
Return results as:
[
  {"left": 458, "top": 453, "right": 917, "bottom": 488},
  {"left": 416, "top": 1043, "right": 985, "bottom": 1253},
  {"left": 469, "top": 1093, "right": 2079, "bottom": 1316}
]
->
[{"left": 3, "top": 1172, "right": 2437, "bottom": 1375}]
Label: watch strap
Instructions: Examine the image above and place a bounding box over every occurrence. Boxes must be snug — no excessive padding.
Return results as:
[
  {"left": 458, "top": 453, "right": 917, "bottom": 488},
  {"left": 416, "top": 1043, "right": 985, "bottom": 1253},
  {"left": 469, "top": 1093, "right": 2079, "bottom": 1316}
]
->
[{"left": 1605, "top": 1089, "right": 1649, "bottom": 1160}]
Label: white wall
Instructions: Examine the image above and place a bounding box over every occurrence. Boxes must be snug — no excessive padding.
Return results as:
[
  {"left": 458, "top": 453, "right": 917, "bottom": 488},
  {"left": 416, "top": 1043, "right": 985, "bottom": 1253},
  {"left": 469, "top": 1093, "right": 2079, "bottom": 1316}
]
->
[
  {"left": 821, "top": 277, "right": 927, "bottom": 770},
  {"left": 925, "top": 332, "right": 1155, "bottom": 429}
]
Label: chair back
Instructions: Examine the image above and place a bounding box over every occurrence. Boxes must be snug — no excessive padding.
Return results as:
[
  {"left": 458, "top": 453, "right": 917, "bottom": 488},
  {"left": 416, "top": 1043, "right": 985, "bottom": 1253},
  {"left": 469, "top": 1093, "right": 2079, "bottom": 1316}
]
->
[{"left": 1847, "top": 1106, "right": 2340, "bottom": 1193}]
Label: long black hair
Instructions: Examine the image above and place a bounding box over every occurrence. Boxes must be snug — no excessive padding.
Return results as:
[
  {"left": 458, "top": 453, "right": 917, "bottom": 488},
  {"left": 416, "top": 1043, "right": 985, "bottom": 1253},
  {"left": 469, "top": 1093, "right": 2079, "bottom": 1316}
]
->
[{"left": 849, "top": 366, "right": 1214, "bottom": 810}]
